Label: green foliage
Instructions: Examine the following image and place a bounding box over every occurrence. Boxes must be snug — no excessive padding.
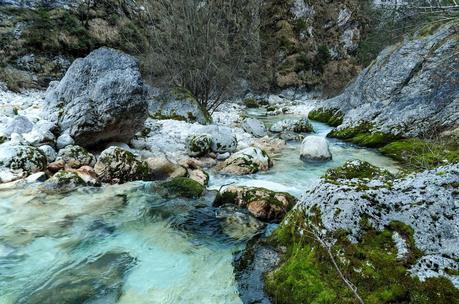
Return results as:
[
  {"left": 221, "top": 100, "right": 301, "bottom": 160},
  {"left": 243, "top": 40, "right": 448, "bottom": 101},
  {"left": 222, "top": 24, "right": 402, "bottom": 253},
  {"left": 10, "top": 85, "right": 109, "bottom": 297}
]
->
[
  {"left": 160, "top": 177, "right": 205, "bottom": 199},
  {"left": 265, "top": 210, "right": 459, "bottom": 304},
  {"left": 308, "top": 108, "right": 344, "bottom": 127},
  {"left": 380, "top": 138, "right": 459, "bottom": 172}
]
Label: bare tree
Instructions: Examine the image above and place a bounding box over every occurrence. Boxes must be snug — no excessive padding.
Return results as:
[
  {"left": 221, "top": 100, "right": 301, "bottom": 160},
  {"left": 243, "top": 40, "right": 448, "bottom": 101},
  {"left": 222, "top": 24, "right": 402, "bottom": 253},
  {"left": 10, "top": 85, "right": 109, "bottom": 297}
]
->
[{"left": 141, "top": 0, "right": 261, "bottom": 113}]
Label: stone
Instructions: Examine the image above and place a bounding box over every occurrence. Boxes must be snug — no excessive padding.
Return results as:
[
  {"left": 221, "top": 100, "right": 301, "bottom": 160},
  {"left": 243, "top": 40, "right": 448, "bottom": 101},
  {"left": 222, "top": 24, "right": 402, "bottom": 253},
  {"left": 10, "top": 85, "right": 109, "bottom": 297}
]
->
[
  {"left": 94, "top": 146, "right": 151, "bottom": 184},
  {"left": 47, "top": 160, "right": 65, "bottom": 173},
  {"left": 219, "top": 147, "right": 273, "bottom": 175},
  {"left": 0, "top": 144, "right": 47, "bottom": 174},
  {"left": 146, "top": 156, "right": 187, "bottom": 180},
  {"left": 205, "top": 125, "right": 238, "bottom": 153},
  {"left": 1, "top": 115, "right": 33, "bottom": 137},
  {"left": 39, "top": 171, "right": 86, "bottom": 194},
  {"left": 216, "top": 152, "right": 231, "bottom": 161},
  {"left": 148, "top": 87, "right": 211, "bottom": 125},
  {"left": 56, "top": 133, "right": 74, "bottom": 149},
  {"left": 158, "top": 177, "right": 205, "bottom": 199},
  {"left": 269, "top": 118, "right": 313, "bottom": 133},
  {"left": 241, "top": 118, "right": 267, "bottom": 138},
  {"left": 187, "top": 168, "right": 209, "bottom": 186},
  {"left": 186, "top": 134, "right": 212, "bottom": 157},
  {"left": 38, "top": 145, "right": 57, "bottom": 162},
  {"left": 44, "top": 47, "right": 148, "bottom": 147},
  {"left": 300, "top": 136, "right": 332, "bottom": 161},
  {"left": 56, "top": 145, "right": 96, "bottom": 169},
  {"left": 68, "top": 165, "right": 99, "bottom": 186},
  {"left": 214, "top": 186, "right": 297, "bottom": 223}
]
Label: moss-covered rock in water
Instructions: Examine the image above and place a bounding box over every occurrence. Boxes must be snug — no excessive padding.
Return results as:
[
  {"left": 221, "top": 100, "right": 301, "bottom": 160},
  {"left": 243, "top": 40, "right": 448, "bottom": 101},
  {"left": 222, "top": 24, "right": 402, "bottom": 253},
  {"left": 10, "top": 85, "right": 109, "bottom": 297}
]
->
[
  {"left": 218, "top": 147, "right": 273, "bottom": 175},
  {"left": 328, "top": 123, "right": 400, "bottom": 148},
  {"left": 380, "top": 138, "right": 459, "bottom": 172},
  {"left": 214, "top": 186, "right": 296, "bottom": 223},
  {"left": 264, "top": 210, "right": 459, "bottom": 304},
  {"left": 0, "top": 144, "right": 47, "bottom": 174},
  {"left": 324, "top": 160, "right": 393, "bottom": 181},
  {"left": 159, "top": 177, "right": 205, "bottom": 199},
  {"left": 270, "top": 118, "right": 314, "bottom": 134},
  {"left": 186, "top": 134, "right": 212, "bottom": 157},
  {"left": 308, "top": 107, "right": 344, "bottom": 127},
  {"left": 39, "top": 171, "right": 86, "bottom": 194},
  {"left": 94, "top": 146, "right": 151, "bottom": 184}
]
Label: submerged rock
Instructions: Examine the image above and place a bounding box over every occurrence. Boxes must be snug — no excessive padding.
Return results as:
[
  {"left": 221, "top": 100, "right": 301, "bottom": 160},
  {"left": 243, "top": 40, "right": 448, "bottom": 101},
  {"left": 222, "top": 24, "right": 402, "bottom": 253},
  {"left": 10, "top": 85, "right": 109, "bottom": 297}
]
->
[
  {"left": 44, "top": 47, "right": 147, "bottom": 147},
  {"left": 214, "top": 186, "right": 296, "bottom": 223},
  {"left": 94, "top": 146, "right": 151, "bottom": 183},
  {"left": 16, "top": 251, "right": 135, "bottom": 304},
  {"left": 219, "top": 147, "right": 273, "bottom": 175},
  {"left": 299, "top": 135, "right": 332, "bottom": 161}
]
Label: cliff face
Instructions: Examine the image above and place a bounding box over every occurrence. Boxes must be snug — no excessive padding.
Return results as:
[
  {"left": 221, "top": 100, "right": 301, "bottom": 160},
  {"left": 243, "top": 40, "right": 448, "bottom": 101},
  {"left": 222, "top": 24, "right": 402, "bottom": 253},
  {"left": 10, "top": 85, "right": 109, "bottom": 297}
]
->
[
  {"left": 0, "top": 0, "right": 370, "bottom": 94},
  {"left": 0, "top": 0, "right": 149, "bottom": 91},
  {"left": 258, "top": 0, "right": 368, "bottom": 94},
  {"left": 318, "top": 24, "right": 459, "bottom": 140}
]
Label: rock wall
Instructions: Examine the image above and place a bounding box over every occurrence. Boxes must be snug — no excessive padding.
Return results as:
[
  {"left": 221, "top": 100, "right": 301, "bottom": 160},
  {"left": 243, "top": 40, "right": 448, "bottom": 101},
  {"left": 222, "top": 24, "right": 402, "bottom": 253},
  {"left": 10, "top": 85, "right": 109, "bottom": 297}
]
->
[{"left": 317, "top": 23, "right": 459, "bottom": 139}]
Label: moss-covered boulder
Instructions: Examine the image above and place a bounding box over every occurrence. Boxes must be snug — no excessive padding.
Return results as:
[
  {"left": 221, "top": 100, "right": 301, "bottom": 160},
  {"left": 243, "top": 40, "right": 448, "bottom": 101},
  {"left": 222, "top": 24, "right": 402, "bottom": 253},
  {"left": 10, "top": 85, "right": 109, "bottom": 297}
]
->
[
  {"left": 39, "top": 170, "right": 86, "bottom": 194},
  {"left": 214, "top": 186, "right": 296, "bottom": 223},
  {"left": 324, "top": 160, "right": 393, "bottom": 181},
  {"left": 94, "top": 146, "right": 151, "bottom": 184},
  {"left": 186, "top": 134, "right": 212, "bottom": 157},
  {"left": 0, "top": 144, "right": 47, "bottom": 174},
  {"left": 328, "top": 123, "right": 400, "bottom": 148},
  {"left": 219, "top": 147, "right": 273, "bottom": 175},
  {"left": 308, "top": 107, "right": 344, "bottom": 127},
  {"left": 187, "top": 168, "right": 209, "bottom": 186},
  {"left": 159, "top": 177, "right": 205, "bottom": 199},
  {"left": 56, "top": 145, "right": 96, "bottom": 169}
]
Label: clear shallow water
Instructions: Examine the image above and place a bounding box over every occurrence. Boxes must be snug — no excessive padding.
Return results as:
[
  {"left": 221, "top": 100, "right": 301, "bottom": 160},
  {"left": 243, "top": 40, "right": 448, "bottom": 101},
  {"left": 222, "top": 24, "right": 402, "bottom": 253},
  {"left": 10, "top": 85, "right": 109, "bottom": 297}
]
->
[
  {"left": 0, "top": 183, "right": 243, "bottom": 304},
  {"left": 0, "top": 110, "right": 399, "bottom": 303},
  {"left": 209, "top": 109, "right": 400, "bottom": 197}
]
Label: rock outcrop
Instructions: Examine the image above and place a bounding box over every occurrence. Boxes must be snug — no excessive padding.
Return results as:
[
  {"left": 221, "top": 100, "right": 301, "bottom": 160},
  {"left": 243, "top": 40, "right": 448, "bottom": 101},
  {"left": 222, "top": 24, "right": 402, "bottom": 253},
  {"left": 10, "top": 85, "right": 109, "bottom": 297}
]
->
[
  {"left": 44, "top": 48, "right": 148, "bottom": 147},
  {"left": 315, "top": 24, "right": 459, "bottom": 140},
  {"left": 299, "top": 162, "right": 459, "bottom": 286}
]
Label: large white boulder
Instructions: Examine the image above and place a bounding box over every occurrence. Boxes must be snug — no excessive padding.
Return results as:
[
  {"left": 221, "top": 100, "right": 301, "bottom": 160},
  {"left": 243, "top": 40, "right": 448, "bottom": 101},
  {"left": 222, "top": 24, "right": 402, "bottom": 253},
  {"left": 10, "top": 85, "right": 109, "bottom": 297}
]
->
[
  {"left": 241, "top": 118, "right": 267, "bottom": 138},
  {"left": 300, "top": 135, "right": 332, "bottom": 161}
]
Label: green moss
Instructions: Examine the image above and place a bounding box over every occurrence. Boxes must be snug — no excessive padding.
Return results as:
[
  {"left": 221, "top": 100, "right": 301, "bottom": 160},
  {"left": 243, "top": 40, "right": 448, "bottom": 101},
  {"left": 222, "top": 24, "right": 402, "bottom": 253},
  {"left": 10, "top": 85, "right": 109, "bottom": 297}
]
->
[
  {"left": 324, "top": 160, "right": 392, "bottom": 181},
  {"left": 214, "top": 191, "right": 238, "bottom": 207},
  {"left": 380, "top": 138, "right": 459, "bottom": 172},
  {"left": 160, "top": 177, "right": 205, "bottom": 199},
  {"left": 0, "top": 136, "right": 5, "bottom": 144},
  {"left": 328, "top": 123, "right": 400, "bottom": 148},
  {"left": 243, "top": 98, "right": 259, "bottom": 108},
  {"left": 264, "top": 210, "right": 459, "bottom": 304},
  {"left": 308, "top": 107, "right": 344, "bottom": 127}
]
